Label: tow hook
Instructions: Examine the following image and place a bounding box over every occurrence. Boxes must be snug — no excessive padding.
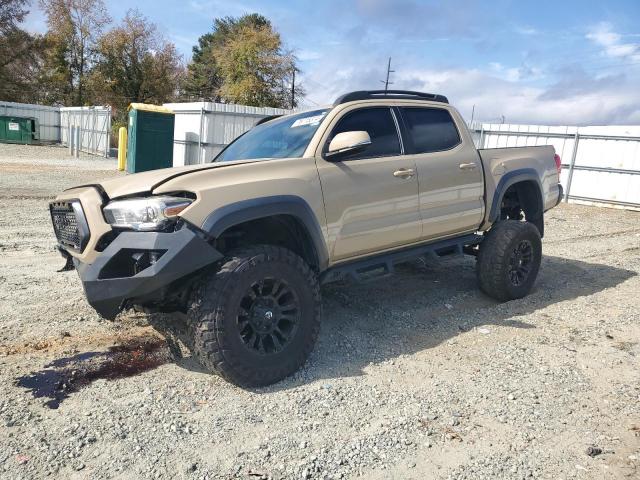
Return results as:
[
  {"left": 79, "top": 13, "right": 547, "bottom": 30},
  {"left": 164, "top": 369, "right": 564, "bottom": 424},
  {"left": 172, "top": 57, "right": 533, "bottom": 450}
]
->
[{"left": 56, "top": 246, "right": 75, "bottom": 272}]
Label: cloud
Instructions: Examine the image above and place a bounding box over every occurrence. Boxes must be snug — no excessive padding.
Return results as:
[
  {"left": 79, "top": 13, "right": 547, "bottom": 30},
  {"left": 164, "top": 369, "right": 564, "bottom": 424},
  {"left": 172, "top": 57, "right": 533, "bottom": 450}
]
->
[
  {"left": 301, "top": 56, "right": 640, "bottom": 125},
  {"left": 353, "top": 0, "right": 482, "bottom": 40},
  {"left": 296, "top": 14, "right": 640, "bottom": 126},
  {"left": 488, "top": 62, "right": 543, "bottom": 83},
  {"left": 514, "top": 25, "right": 538, "bottom": 36},
  {"left": 587, "top": 22, "right": 640, "bottom": 62}
]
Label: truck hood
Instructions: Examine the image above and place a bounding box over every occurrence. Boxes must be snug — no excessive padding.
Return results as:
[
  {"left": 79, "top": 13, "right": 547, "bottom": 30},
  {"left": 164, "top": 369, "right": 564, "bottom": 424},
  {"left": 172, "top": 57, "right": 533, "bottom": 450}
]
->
[{"left": 66, "top": 159, "right": 260, "bottom": 200}]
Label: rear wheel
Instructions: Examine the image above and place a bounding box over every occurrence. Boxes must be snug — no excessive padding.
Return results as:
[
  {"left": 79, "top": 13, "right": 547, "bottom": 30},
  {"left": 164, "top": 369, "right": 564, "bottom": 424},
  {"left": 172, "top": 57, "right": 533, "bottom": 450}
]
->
[
  {"left": 187, "top": 245, "right": 321, "bottom": 387},
  {"left": 476, "top": 220, "right": 542, "bottom": 301}
]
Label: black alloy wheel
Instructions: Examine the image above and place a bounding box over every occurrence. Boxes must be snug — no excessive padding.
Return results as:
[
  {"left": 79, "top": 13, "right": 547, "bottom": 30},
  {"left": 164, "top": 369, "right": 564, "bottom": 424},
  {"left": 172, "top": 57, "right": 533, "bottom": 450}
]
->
[{"left": 238, "top": 278, "right": 300, "bottom": 355}]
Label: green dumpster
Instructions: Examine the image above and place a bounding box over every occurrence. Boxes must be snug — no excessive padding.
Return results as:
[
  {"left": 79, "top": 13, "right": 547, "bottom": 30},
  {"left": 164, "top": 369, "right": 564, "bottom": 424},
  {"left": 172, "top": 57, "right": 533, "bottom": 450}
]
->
[
  {"left": 0, "top": 116, "right": 37, "bottom": 144},
  {"left": 126, "top": 103, "right": 174, "bottom": 173}
]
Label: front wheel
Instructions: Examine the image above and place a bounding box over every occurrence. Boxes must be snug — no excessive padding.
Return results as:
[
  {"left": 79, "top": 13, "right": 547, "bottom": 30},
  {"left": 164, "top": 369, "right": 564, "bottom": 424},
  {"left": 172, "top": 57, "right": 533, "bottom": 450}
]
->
[
  {"left": 187, "top": 245, "right": 321, "bottom": 387},
  {"left": 476, "top": 220, "right": 542, "bottom": 301}
]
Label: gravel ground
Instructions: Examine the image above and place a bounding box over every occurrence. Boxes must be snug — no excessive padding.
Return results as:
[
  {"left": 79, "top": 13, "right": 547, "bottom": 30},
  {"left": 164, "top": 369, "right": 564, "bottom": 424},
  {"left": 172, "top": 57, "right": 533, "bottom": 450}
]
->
[{"left": 0, "top": 143, "right": 639, "bottom": 480}]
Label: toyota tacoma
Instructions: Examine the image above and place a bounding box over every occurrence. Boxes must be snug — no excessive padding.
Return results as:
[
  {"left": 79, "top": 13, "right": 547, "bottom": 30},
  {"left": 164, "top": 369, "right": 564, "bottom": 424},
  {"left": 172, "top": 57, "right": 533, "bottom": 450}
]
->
[{"left": 50, "top": 90, "right": 563, "bottom": 387}]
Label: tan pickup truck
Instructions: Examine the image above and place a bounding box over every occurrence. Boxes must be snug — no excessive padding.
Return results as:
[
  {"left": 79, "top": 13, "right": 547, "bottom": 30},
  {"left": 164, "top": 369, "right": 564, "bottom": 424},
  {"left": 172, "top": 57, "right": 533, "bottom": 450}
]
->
[{"left": 50, "top": 90, "right": 563, "bottom": 387}]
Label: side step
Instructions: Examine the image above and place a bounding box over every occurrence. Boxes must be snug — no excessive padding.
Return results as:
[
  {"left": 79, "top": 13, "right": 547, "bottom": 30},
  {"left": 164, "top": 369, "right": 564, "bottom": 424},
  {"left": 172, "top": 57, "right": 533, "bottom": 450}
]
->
[{"left": 320, "top": 234, "right": 483, "bottom": 284}]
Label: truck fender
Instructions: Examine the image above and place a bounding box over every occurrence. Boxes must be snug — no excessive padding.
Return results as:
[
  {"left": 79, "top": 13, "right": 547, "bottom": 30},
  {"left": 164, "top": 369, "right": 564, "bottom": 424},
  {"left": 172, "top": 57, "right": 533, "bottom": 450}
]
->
[
  {"left": 201, "top": 195, "right": 329, "bottom": 270},
  {"left": 488, "top": 168, "right": 544, "bottom": 223}
]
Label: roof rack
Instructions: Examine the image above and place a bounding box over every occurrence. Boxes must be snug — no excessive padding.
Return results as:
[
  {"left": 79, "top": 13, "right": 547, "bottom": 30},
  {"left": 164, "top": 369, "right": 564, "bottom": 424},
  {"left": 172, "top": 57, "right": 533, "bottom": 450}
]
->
[{"left": 334, "top": 90, "right": 449, "bottom": 106}]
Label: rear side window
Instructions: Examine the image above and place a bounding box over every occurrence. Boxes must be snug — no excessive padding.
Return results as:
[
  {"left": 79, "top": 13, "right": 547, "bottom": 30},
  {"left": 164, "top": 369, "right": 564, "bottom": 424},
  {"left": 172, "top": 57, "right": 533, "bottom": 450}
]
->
[
  {"left": 400, "top": 107, "right": 461, "bottom": 153},
  {"left": 327, "top": 107, "right": 400, "bottom": 160}
]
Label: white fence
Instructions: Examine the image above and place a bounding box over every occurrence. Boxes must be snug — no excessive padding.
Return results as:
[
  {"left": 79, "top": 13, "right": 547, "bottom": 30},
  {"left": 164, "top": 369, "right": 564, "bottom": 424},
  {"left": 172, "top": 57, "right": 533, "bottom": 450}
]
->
[
  {"left": 164, "top": 102, "right": 291, "bottom": 166},
  {"left": 471, "top": 123, "right": 640, "bottom": 209},
  {"left": 60, "top": 106, "right": 111, "bottom": 157},
  {"left": 0, "top": 101, "right": 111, "bottom": 157}
]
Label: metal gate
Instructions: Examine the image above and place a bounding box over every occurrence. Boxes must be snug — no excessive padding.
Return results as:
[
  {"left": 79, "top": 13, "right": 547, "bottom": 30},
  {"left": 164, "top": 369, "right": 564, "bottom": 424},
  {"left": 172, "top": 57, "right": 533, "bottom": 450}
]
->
[
  {"left": 471, "top": 123, "right": 640, "bottom": 209},
  {"left": 60, "top": 106, "right": 112, "bottom": 158}
]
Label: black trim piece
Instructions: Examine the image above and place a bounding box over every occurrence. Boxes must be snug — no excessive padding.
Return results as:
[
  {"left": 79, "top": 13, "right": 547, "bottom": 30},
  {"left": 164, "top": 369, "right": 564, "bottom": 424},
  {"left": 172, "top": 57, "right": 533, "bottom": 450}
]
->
[
  {"left": 556, "top": 184, "right": 564, "bottom": 206},
  {"left": 202, "top": 195, "right": 329, "bottom": 270},
  {"left": 70, "top": 200, "right": 91, "bottom": 252},
  {"left": 334, "top": 90, "right": 449, "bottom": 105},
  {"left": 488, "top": 168, "right": 543, "bottom": 222},
  {"left": 320, "top": 234, "right": 482, "bottom": 284},
  {"left": 255, "top": 115, "right": 283, "bottom": 126},
  {"left": 389, "top": 107, "right": 405, "bottom": 155},
  {"left": 391, "top": 106, "right": 411, "bottom": 154}
]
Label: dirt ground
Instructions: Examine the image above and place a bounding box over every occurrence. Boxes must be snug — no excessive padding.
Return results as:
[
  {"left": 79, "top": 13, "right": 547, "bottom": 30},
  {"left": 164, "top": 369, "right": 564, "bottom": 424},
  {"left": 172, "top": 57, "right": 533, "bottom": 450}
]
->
[{"left": 0, "top": 143, "right": 639, "bottom": 480}]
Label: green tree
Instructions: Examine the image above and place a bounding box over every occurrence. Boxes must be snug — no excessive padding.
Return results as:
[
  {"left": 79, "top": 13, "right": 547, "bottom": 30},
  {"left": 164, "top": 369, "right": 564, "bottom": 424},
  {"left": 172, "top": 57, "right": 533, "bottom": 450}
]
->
[
  {"left": 39, "top": 0, "right": 110, "bottom": 105},
  {"left": 184, "top": 13, "right": 301, "bottom": 108},
  {"left": 0, "top": 0, "right": 41, "bottom": 102},
  {"left": 89, "top": 9, "right": 183, "bottom": 120},
  {"left": 183, "top": 14, "right": 269, "bottom": 101},
  {"left": 215, "top": 23, "right": 300, "bottom": 108}
]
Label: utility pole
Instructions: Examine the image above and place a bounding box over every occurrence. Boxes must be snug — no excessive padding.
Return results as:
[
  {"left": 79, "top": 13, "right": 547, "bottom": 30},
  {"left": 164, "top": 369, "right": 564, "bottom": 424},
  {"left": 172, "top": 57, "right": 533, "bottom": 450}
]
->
[
  {"left": 380, "top": 57, "right": 394, "bottom": 91},
  {"left": 291, "top": 69, "right": 296, "bottom": 110}
]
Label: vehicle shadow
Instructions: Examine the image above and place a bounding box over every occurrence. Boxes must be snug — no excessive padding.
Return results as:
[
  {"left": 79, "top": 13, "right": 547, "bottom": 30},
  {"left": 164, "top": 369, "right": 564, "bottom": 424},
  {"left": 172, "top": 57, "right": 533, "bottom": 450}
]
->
[{"left": 266, "top": 253, "right": 636, "bottom": 389}]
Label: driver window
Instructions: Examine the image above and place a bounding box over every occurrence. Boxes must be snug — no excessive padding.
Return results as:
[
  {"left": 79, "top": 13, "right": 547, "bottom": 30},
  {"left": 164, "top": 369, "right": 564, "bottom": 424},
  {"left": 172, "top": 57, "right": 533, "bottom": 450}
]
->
[{"left": 327, "top": 107, "right": 401, "bottom": 160}]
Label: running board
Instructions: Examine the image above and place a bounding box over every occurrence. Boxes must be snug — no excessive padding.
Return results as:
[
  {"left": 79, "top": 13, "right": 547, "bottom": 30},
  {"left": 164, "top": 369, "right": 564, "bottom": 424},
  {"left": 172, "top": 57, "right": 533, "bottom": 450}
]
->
[{"left": 320, "top": 234, "right": 483, "bottom": 284}]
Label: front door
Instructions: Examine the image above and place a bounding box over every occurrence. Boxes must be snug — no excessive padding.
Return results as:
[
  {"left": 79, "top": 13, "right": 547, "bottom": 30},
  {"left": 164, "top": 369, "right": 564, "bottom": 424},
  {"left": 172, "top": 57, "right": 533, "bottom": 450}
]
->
[{"left": 315, "top": 106, "right": 421, "bottom": 262}]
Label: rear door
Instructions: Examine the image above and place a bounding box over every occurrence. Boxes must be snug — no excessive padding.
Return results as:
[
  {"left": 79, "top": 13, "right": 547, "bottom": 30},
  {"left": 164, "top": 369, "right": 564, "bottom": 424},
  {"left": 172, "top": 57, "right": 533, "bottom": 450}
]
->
[
  {"left": 315, "top": 106, "right": 421, "bottom": 262},
  {"left": 398, "top": 106, "right": 484, "bottom": 240}
]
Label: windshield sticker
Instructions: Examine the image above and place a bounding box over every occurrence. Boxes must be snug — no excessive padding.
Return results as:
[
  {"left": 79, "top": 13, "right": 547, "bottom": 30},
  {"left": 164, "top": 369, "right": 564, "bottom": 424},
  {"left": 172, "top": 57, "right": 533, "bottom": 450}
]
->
[{"left": 290, "top": 114, "right": 326, "bottom": 128}]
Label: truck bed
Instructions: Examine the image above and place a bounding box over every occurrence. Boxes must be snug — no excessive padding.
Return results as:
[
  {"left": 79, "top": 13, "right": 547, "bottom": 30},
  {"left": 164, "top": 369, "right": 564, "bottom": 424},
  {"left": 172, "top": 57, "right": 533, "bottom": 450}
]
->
[{"left": 478, "top": 145, "right": 562, "bottom": 227}]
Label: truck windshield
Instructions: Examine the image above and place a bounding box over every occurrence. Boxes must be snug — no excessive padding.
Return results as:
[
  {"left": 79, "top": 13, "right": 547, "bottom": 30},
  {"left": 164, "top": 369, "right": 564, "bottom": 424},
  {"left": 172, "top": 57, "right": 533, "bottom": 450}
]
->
[{"left": 215, "top": 109, "right": 330, "bottom": 162}]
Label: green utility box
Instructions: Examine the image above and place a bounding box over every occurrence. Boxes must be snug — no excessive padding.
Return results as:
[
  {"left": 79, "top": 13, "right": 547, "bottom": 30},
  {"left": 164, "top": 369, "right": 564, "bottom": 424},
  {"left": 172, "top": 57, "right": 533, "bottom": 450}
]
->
[
  {"left": 126, "top": 103, "right": 174, "bottom": 173},
  {"left": 0, "top": 116, "right": 38, "bottom": 144}
]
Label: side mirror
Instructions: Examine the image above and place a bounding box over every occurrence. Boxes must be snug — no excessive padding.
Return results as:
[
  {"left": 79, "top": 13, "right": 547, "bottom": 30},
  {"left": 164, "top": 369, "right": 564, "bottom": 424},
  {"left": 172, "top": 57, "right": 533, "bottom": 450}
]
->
[{"left": 326, "top": 131, "right": 371, "bottom": 158}]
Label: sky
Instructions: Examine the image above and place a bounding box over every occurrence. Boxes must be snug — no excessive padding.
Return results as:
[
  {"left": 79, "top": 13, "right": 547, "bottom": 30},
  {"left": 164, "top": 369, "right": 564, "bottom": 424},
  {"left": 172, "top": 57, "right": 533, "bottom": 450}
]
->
[{"left": 24, "top": 0, "right": 640, "bottom": 125}]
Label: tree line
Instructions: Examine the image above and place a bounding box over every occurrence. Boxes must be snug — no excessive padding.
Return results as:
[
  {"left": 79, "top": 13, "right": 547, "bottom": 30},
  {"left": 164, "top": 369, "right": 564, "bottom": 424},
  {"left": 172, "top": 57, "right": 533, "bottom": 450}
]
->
[{"left": 0, "top": 0, "right": 303, "bottom": 123}]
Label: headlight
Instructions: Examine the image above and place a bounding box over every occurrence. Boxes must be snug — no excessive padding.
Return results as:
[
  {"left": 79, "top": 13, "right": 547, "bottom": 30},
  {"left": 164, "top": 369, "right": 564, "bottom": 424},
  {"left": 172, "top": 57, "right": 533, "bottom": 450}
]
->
[{"left": 103, "top": 196, "right": 193, "bottom": 231}]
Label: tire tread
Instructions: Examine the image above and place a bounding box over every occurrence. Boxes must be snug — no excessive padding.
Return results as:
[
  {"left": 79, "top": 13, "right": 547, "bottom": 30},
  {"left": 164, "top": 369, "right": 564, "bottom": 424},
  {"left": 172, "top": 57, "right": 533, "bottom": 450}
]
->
[{"left": 187, "top": 245, "right": 321, "bottom": 387}]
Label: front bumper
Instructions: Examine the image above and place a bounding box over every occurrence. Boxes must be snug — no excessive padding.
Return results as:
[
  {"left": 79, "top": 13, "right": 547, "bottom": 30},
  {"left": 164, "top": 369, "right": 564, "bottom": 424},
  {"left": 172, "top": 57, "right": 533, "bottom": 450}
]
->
[{"left": 66, "top": 223, "right": 222, "bottom": 319}]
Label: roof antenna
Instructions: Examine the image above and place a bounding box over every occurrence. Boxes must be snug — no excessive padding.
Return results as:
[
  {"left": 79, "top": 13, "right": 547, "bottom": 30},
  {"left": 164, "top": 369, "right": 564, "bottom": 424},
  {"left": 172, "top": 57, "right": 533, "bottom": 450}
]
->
[{"left": 380, "top": 57, "right": 394, "bottom": 91}]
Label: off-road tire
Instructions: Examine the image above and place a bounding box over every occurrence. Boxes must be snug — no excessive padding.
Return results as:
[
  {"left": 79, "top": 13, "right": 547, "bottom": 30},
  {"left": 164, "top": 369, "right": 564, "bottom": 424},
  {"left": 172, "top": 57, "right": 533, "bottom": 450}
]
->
[
  {"left": 187, "top": 245, "right": 321, "bottom": 387},
  {"left": 477, "top": 220, "right": 542, "bottom": 301}
]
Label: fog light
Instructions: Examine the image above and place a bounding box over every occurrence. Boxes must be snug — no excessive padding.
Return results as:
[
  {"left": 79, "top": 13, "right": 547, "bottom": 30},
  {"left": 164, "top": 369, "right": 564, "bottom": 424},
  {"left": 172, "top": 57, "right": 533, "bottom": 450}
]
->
[{"left": 132, "top": 250, "right": 165, "bottom": 275}]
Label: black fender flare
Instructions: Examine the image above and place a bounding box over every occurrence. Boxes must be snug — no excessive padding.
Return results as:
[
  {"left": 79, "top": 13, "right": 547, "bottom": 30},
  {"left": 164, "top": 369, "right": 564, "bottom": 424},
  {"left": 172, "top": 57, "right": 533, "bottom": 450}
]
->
[
  {"left": 201, "top": 195, "right": 329, "bottom": 270},
  {"left": 488, "top": 168, "right": 544, "bottom": 223}
]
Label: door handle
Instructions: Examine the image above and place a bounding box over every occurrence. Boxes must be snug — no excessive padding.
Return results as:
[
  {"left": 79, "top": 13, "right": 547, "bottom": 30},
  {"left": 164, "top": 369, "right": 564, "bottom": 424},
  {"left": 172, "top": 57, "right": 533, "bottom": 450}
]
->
[
  {"left": 459, "top": 162, "right": 477, "bottom": 170},
  {"left": 393, "top": 168, "right": 415, "bottom": 178}
]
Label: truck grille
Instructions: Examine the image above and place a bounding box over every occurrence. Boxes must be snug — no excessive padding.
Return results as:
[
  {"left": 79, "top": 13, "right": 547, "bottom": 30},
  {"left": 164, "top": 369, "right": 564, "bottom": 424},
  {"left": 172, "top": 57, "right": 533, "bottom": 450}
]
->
[{"left": 50, "top": 201, "right": 89, "bottom": 251}]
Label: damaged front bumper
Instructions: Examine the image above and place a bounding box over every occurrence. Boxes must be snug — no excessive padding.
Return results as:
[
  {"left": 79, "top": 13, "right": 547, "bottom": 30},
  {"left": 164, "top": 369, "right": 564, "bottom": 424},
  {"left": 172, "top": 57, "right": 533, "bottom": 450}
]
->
[{"left": 59, "top": 222, "right": 222, "bottom": 320}]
